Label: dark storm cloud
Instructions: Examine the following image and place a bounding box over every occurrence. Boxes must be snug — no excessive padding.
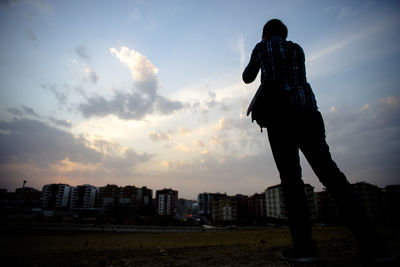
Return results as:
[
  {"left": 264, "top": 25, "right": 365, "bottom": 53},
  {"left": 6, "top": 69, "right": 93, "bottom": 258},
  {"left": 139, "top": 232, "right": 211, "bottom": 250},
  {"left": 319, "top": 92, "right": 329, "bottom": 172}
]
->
[
  {"left": 0, "top": 118, "right": 100, "bottom": 166},
  {"left": 0, "top": 118, "right": 152, "bottom": 169}
]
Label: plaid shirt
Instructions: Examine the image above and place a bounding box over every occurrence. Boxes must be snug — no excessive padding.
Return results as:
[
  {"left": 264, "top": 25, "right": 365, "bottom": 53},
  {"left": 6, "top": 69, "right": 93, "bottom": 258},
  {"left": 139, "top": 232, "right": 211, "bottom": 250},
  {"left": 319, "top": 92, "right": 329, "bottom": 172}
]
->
[{"left": 243, "top": 37, "right": 318, "bottom": 109}]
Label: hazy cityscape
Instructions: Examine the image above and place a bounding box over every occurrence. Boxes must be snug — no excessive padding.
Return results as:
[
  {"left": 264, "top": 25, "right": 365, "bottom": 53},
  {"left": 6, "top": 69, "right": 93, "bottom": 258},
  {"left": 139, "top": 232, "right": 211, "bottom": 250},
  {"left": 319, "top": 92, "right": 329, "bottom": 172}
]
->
[{"left": 1, "top": 180, "right": 399, "bottom": 228}]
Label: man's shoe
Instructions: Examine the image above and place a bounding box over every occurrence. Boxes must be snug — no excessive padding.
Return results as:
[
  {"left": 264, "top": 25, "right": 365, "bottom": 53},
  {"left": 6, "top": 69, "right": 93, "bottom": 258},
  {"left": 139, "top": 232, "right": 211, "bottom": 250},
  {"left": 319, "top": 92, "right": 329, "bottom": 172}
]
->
[{"left": 281, "top": 247, "right": 319, "bottom": 263}]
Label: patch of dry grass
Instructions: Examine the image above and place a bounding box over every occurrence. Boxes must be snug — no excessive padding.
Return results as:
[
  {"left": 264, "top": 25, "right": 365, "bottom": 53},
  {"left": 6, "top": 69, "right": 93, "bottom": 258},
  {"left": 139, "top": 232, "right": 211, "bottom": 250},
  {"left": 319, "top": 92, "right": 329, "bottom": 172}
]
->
[
  {"left": 2, "top": 227, "right": 398, "bottom": 266},
  {"left": 2, "top": 226, "right": 351, "bottom": 254}
]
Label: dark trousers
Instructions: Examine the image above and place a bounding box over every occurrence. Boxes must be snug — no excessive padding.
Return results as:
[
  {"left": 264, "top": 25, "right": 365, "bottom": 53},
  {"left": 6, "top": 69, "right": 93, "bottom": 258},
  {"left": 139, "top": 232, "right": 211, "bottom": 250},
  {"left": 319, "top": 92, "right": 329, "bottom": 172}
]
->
[{"left": 266, "top": 107, "right": 382, "bottom": 251}]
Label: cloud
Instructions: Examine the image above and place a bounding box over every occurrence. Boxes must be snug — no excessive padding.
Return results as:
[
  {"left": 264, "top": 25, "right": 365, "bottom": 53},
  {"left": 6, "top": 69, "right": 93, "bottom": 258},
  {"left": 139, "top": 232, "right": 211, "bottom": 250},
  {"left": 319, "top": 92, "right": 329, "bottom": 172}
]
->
[
  {"left": 21, "top": 105, "right": 40, "bottom": 118},
  {"left": 49, "top": 117, "right": 72, "bottom": 128},
  {"left": 216, "top": 117, "right": 248, "bottom": 132},
  {"left": 236, "top": 34, "right": 246, "bottom": 69},
  {"left": 7, "top": 107, "right": 24, "bottom": 117},
  {"left": 0, "top": 117, "right": 153, "bottom": 189},
  {"left": 7, "top": 105, "right": 40, "bottom": 118},
  {"left": 42, "top": 84, "right": 68, "bottom": 106},
  {"left": 148, "top": 127, "right": 191, "bottom": 142},
  {"left": 0, "top": 118, "right": 152, "bottom": 167},
  {"left": 175, "top": 143, "right": 191, "bottom": 152},
  {"left": 85, "top": 66, "right": 98, "bottom": 84},
  {"left": 101, "top": 147, "right": 153, "bottom": 170},
  {"left": 149, "top": 131, "right": 172, "bottom": 142},
  {"left": 7, "top": 105, "right": 71, "bottom": 128},
  {"left": 72, "top": 43, "right": 99, "bottom": 84},
  {"left": 110, "top": 46, "right": 158, "bottom": 83},
  {"left": 75, "top": 43, "right": 90, "bottom": 62},
  {"left": 79, "top": 90, "right": 155, "bottom": 120},
  {"left": 78, "top": 46, "right": 184, "bottom": 120},
  {"left": 0, "top": 118, "right": 101, "bottom": 166}
]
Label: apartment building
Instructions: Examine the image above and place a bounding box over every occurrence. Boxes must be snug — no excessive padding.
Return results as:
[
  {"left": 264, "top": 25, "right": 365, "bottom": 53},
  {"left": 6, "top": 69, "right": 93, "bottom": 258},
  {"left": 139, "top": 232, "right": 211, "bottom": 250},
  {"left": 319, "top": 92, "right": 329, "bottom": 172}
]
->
[
  {"left": 248, "top": 193, "right": 267, "bottom": 220},
  {"left": 210, "top": 193, "right": 237, "bottom": 222},
  {"left": 315, "top": 189, "right": 341, "bottom": 224},
  {"left": 352, "top": 182, "right": 384, "bottom": 223},
  {"left": 265, "top": 184, "right": 316, "bottom": 220},
  {"left": 265, "top": 185, "right": 286, "bottom": 219},
  {"left": 41, "top": 183, "right": 70, "bottom": 208},
  {"left": 178, "top": 198, "right": 197, "bottom": 218},
  {"left": 156, "top": 188, "right": 178, "bottom": 216},
  {"left": 382, "top": 185, "right": 400, "bottom": 224},
  {"left": 70, "top": 184, "right": 97, "bottom": 209},
  {"left": 197, "top": 192, "right": 211, "bottom": 216},
  {"left": 97, "top": 184, "right": 153, "bottom": 211}
]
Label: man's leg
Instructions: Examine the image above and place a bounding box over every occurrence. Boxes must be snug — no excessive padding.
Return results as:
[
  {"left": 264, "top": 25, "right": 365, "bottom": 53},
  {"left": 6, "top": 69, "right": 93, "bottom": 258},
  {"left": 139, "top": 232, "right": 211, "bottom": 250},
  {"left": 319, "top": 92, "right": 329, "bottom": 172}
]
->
[
  {"left": 298, "top": 110, "right": 388, "bottom": 256},
  {"left": 267, "top": 125, "right": 315, "bottom": 252}
]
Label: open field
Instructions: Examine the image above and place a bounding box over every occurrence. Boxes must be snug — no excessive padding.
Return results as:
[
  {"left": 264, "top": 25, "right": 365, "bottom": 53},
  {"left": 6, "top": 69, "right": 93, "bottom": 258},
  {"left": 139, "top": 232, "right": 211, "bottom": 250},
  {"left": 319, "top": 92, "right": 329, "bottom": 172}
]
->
[{"left": 2, "top": 226, "right": 399, "bottom": 266}]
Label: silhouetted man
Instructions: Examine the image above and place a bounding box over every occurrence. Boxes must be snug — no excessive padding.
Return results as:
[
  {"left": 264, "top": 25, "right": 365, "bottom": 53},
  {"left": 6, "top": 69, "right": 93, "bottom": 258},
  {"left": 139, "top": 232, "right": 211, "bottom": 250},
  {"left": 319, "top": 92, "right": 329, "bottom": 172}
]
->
[{"left": 243, "top": 19, "right": 392, "bottom": 263}]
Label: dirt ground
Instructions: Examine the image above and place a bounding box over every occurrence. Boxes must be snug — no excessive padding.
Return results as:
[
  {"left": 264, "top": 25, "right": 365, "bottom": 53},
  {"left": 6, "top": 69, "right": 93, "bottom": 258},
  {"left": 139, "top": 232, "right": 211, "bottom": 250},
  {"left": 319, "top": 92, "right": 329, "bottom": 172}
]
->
[{"left": 2, "top": 226, "right": 399, "bottom": 266}]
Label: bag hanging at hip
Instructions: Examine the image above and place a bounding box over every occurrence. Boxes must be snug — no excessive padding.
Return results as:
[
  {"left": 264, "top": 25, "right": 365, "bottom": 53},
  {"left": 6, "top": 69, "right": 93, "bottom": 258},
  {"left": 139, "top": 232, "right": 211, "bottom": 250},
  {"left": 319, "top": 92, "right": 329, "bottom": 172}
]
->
[{"left": 247, "top": 80, "right": 290, "bottom": 130}]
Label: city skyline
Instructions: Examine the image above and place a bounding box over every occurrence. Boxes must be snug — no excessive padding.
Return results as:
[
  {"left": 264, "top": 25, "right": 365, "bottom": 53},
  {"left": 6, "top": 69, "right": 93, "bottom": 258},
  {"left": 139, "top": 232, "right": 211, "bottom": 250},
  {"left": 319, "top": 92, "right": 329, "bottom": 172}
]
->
[
  {"left": 6, "top": 179, "right": 398, "bottom": 201},
  {"left": 1, "top": 0, "right": 400, "bottom": 199}
]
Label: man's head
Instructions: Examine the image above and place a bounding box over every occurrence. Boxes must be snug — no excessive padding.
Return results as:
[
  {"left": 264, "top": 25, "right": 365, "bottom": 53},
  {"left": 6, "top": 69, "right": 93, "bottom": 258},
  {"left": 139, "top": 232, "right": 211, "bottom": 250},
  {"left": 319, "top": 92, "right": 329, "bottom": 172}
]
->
[{"left": 262, "top": 19, "right": 288, "bottom": 40}]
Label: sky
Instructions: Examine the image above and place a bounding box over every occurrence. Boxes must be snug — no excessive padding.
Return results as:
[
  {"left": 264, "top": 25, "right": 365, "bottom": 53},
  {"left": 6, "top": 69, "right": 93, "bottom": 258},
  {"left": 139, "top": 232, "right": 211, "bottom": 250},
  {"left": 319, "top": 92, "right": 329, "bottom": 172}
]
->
[{"left": 0, "top": 0, "right": 399, "bottom": 199}]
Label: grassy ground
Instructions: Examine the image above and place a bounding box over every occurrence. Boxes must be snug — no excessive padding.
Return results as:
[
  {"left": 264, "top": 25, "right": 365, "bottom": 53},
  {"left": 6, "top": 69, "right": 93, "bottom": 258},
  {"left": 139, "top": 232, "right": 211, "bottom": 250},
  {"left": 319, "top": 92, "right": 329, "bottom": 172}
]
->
[{"left": 2, "top": 226, "right": 399, "bottom": 266}]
